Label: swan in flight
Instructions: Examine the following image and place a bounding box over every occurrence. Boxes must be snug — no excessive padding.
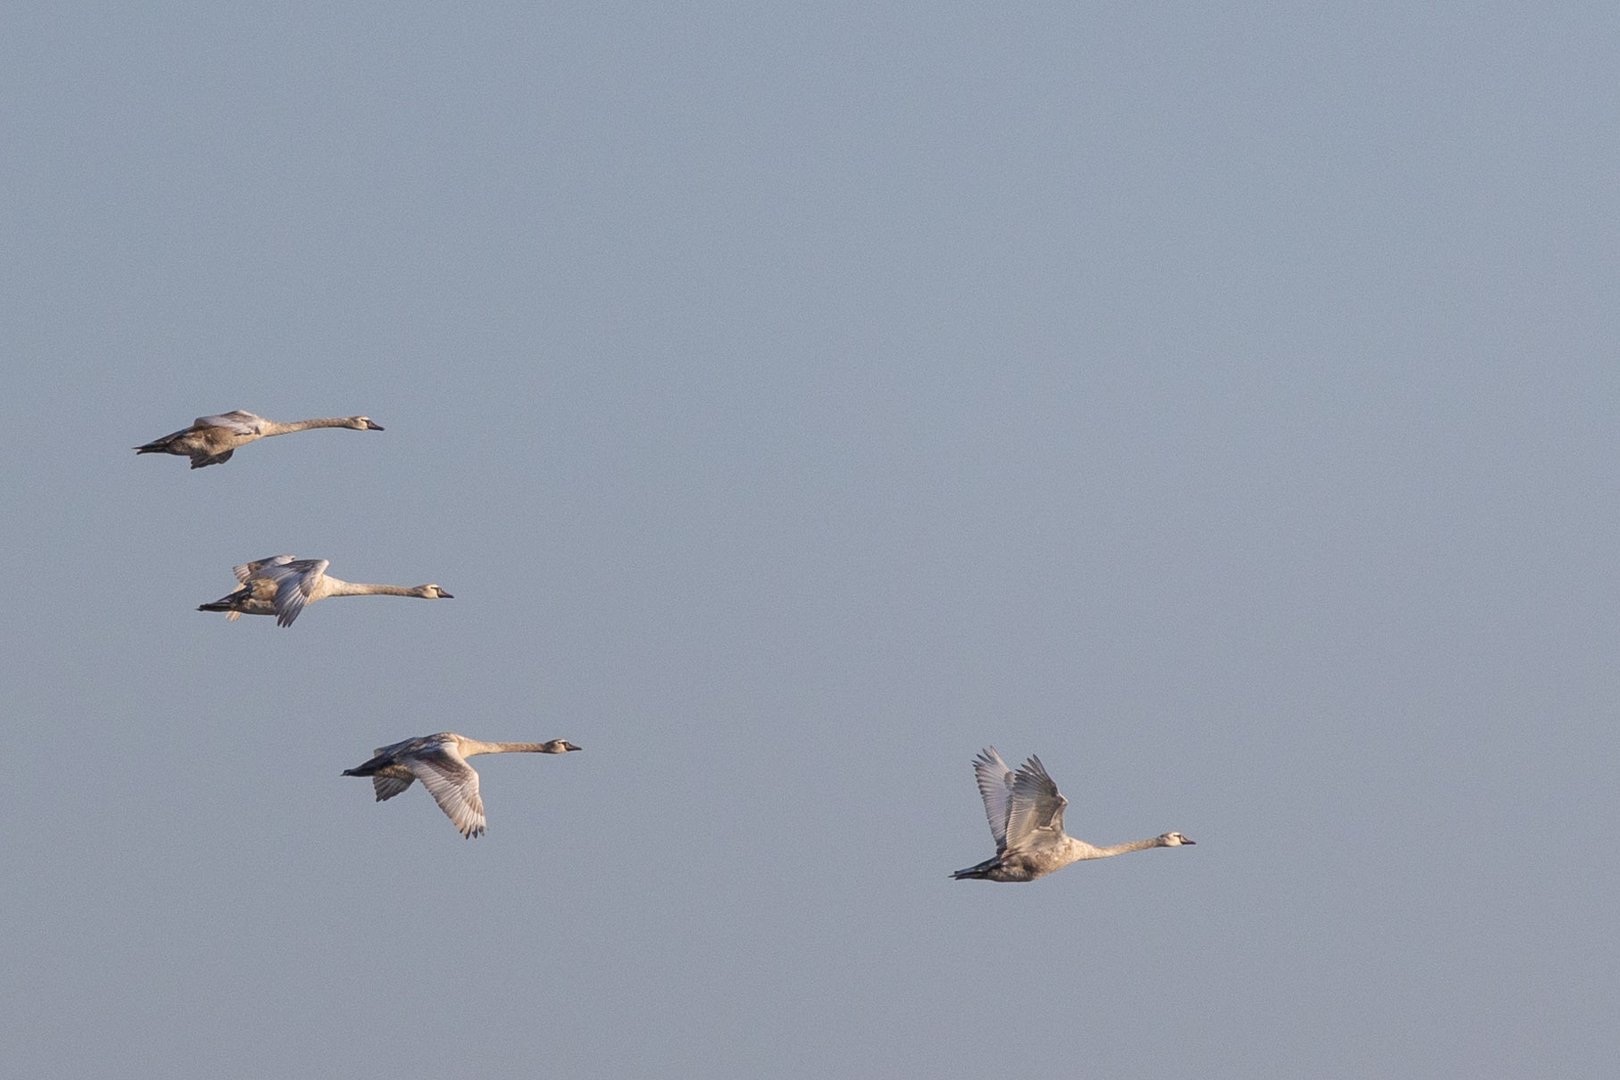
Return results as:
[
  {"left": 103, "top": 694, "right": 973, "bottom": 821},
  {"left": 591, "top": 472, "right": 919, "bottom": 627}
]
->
[
  {"left": 343, "top": 732, "right": 582, "bottom": 838},
  {"left": 135, "top": 410, "right": 383, "bottom": 468},
  {"left": 198, "top": 555, "right": 451, "bottom": 626},
  {"left": 952, "top": 747, "right": 1193, "bottom": 882}
]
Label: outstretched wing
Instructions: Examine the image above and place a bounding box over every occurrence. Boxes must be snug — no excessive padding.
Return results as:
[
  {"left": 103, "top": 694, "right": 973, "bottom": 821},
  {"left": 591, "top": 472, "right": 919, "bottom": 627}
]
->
[
  {"left": 234, "top": 554, "right": 297, "bottom": 584},
  {"left": 407, "top": 748, "right": 486, "bottom": 838},
  {"left": 1005, "top": 755, "right": 1068, "bottom": 850},
  {"left": 371, "top": 766, "right": 415, "bottom": 802},
  {"left": 264, "top": 559, "right": 329, "bottom": 627},
  {"left": 191, "top": 448, "right": 234, "bottom": 468},
  {"left": 971, "top": 747, "right": 1016, "bottom": 852}
]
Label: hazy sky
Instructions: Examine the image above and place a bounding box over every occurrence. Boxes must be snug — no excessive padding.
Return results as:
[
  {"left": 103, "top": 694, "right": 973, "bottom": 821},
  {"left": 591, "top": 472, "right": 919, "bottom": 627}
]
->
[{"left": 5, "top": 4, "right": 1619, "bottom": 1077}]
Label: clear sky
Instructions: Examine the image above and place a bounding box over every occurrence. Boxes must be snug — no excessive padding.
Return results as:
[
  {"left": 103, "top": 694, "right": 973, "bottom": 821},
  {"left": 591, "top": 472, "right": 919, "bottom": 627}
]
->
[{"left": 4, "top": 4, "right": 1618, "bottom": 1077}]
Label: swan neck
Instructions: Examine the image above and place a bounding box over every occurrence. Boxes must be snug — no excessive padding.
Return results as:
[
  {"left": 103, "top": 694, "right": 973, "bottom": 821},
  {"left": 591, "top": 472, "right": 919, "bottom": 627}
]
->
[
  {"left": 459, "top": 740, "right": 554, "bottom": 757},
  {"left": 263, "top": 417, "right": 353, "bottom": 436},
  {"left": 327, "top": 579, "right": 414, "bottom": 598}
]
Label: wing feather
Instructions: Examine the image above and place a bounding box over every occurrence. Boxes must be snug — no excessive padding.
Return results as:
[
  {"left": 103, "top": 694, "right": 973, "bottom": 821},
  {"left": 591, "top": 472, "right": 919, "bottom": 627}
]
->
[
  {"left": 234, "top": 554, "right": 296, "bottom": 584},
  {"left": 407, "top": 749, "right": 486, "bottom": 838},
  {"left": 371, "top": 767, "right": 415, "bottom": 802},
  {"left": 1005, "top": 755, "right": 1068, "bottom": 849},
  {"left": 266, "top": 559, "right": 328, "bottom": 627},
  {"left": 971, "top": 747, "right": 1016, "bottom": 852},
  {"left": 193, "top": 412, "right": 261, "bottom": 436}
]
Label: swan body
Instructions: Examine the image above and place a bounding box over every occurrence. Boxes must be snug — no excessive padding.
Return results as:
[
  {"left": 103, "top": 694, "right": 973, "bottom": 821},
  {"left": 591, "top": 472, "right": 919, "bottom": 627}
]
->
[
  {"left": 135, "top": 410, "right": 383, "bottom": 468},
  {"left": 952, "top": 747, "right": 1193, "bottom": 883},
  {"left": 343, "top": 732, "right": 582, "bottom": 838},
  {"left": 198, "top": 555, "right": 451, "bottom": 626}
]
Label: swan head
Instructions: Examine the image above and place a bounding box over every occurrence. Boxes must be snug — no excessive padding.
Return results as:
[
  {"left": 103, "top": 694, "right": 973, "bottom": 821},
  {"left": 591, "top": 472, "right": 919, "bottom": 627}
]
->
[
  {"left": 416, "top": 584, "right": 453, "bottom": 599},
  {"left": 348, "top": 416, "right": 385, "bottom": 431},
  {"left": 1158, "top": 832, "right": 1195, "bottom": 846},
  {"left": 542, "top": 740, "right": 582, "bottom": 754}
]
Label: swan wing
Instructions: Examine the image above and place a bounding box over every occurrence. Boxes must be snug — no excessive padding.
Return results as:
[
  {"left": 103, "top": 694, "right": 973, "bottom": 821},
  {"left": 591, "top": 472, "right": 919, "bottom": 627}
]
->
[
  {"left": 406, "top": 748, "right": 486, "bottom": 838},
  {"left": 1005, "top": 755, "right": 1068, "bottom": 849},
  {"left": 265, "top": 559, "right": 329, "bottom": 627},
  {"left": 193, "top": 448, "right": 234, "bottom": 468},
  {"left": 368, "top": 734, "right": 434, "bottom": 760},
  {"left": 371, "top": 766, "right": 415, "bottom": 802},
  {"left": 971, "top": 747, "right": 1016, "bottom": 852},
  {"left": 193, "top": 411, "right": 263, "bottom": 436},
  {"left": 233, "top": 554, "right": 297, "bottom": 584}
]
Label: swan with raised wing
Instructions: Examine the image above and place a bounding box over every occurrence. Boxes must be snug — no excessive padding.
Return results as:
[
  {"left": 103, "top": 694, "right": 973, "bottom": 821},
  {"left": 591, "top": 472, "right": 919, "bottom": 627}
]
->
[
  {"left": 952, "top": 747, "right": 1194, "bottom": 883},
  {"left": 135, "top": 410, "right": 383, "bottom": 468},
  {"left": 198, "top": 556, "right": 451, "bottom": 626},
  {"left": 343, "top": 733, "right": 582, "bottom": 838}
]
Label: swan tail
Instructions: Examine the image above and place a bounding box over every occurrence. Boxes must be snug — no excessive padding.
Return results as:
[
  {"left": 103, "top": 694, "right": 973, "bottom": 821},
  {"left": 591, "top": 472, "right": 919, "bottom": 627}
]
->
[
  {"left": 198, "top": 583, "right": 253, "bottom": 614},
  {"left": 197, "top": 589, "right": 244, "bottom": 614},
  {"left": 134, "top": 435, "right": 181, "bottom": 454},
  {"left": 341, "top": 753, "right": 390, "bottom": 777},
  {"left": 950, "top": 857, "right": 1002, "bottom": 881}
]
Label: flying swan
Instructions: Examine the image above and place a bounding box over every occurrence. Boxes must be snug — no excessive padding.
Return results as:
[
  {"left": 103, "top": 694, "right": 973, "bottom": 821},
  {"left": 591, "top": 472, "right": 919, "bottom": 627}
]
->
[
  {"left": 135, "top": 410, "right": 383, "bottom": 468},
  {"left": 198, "top": 555, "right": 451, "bottom": 627},
  {"left": 952, "top": 747, "right": 1194, "bottom": 882},
  {"left": 343, "top": 732, "right": 582, "bottom": 838}
]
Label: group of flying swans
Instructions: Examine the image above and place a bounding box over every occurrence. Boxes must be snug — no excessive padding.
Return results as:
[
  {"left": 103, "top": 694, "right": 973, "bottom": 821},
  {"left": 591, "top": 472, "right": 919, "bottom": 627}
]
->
[
  {"left": 141, "top": 407, "right": 1193, "bottom": 860},
  {"left": 135, "top": 410, "right": 383, "bottom": 469},
  {"left": 140, "top": 406, "right": 577, "bottom": 841},
  {"left": 952, "top": 747, "right": 1193, "bottom": 883},
  {"left": 198, "top": 555, "right": 452, "bottom": 627},
  {"left": 135, "top": 411, "right": 454, "bottom": 628},
  {"left": 343, "top": 733, "right": 582, "bottom": 838}
]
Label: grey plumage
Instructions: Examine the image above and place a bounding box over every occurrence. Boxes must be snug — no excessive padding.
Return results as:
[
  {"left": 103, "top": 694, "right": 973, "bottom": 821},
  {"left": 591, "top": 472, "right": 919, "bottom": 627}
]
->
[
  {"left": 343, "top": 732, "right": 581, "bottom": 838},
  {"left": 135, "top": 410, "right": 383, "bottom": 468},
  {"left": 952, "top": 747, "right": 1194, "bottom": 883}
]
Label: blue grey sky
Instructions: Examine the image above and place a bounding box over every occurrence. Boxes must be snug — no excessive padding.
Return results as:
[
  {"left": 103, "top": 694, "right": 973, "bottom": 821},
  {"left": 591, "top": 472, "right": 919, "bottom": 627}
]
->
[{"left": 5, "top": 4, "right": 1618, "bottom": 1077}]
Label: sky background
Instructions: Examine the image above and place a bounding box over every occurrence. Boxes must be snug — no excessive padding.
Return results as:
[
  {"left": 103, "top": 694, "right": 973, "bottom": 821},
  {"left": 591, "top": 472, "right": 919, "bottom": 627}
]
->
[{"left": 4, "top": 3, "right": 1618, "bottom": 1077}]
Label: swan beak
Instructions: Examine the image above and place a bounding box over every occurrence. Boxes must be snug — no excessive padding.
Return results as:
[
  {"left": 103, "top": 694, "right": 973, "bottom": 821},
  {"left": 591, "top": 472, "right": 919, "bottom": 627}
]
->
[
  {"left": 1182, "top": 837, "right": 1196, "bottom": 844},
  {"left": 365, "top": 420, "right": 385, "bottom": 431},
  {"left": 439, "top": 591, "right": 454, "bottom": 599},
  {"left": 563, "top": 742, "right": 582, "bottom": 752}
]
